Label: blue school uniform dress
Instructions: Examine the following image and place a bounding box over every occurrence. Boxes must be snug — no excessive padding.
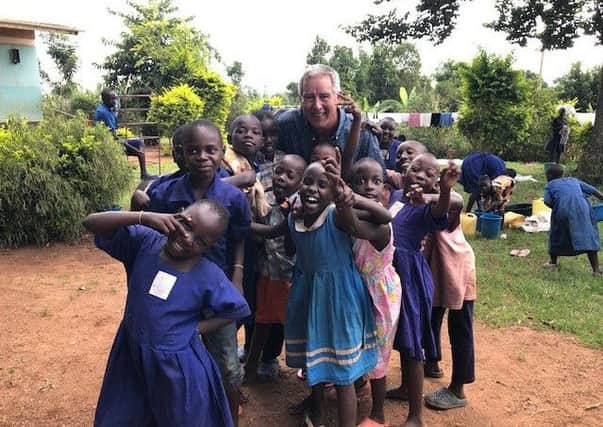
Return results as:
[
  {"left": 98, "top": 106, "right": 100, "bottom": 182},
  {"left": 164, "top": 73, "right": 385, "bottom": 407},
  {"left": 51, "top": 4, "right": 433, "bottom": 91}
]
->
[
  {"left": 148, "top": 173, "right": 251, "bottom": 274},
  {"left": 147, "top": 173, "right": 251, "bottom": 390},
  {"left": 459, "top": 152, "right": 506, "bottom": 197},
  {"left": 94, "top": 226, "right": 250, "bottom": 427},
  {"left": 544, "top": 177, "right": 601, "bottom": 256},
  {"left": 285, "top": 206, "right": 378, "bottom": 386},
  {"left": 383, "top": 139, "right": 402, "bottom": 170},
  {"left": 390, "top": 199, "right": 447, "bottom": 361}
]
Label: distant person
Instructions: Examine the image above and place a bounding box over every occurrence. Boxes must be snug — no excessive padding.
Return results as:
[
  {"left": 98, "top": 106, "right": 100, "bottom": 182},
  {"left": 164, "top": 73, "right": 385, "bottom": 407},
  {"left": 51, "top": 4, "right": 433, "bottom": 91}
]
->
[
  {"left": 543, "top": 164, "right": 603, "bottom": 276},
  {"left": 477, "top": 169, "right": 517, "bottom": 213},
  {"left": 379, "top": 117, "right": 403, "bottom": 170},
  {"left": 545, "top": 108, "right": 570, "bottom": 164},
  {"left": 94, "top": 88, "right": 152, "bottom": 179},
  {"left": 277, "top": 64, "right": 384, "bottom": 167},
  {"left": 459, "top": 152, "right": 508, "bottom": 212}
]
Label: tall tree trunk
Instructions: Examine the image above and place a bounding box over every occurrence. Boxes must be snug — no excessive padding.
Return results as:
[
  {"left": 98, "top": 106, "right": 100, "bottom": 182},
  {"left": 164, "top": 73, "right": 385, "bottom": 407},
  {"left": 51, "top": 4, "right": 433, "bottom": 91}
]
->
[{"left": 577, "top": 66, "right": 603, "bottom": 185}]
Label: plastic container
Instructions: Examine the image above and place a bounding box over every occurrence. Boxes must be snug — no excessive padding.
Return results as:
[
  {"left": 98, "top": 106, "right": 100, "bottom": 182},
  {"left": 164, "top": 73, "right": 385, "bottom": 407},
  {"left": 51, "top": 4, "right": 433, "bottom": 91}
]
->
[
  {"left": 473, "top": 210, "right": 484, "bottom": 232},
  {"left": 504, "top": 212, "right": 526, "bottom": 228},
  {"left": 505, "top": 203, "right": 532, "bottom": 217},
  {"left": 532, "top": 198, "right": 552, "bottom": 216},
  {"left": 481, "top": 213, "right": 503, "bottom": 239},
  {"left": 593, "top": 203, "right": 603, "bottom": 222},
  {"left": 460, "top": 213, "right": 477, "bottom": 236}
]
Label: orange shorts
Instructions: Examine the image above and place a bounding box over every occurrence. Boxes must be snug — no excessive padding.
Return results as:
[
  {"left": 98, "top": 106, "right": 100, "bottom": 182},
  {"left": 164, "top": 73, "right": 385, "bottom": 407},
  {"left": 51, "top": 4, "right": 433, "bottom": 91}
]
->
[{"left": 255, "top": 276, "right": 291, "bottom": 324}]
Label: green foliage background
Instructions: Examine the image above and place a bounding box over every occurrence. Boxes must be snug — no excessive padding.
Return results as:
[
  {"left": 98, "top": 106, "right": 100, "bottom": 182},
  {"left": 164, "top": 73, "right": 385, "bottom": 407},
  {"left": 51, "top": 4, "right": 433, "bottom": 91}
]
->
[{"left": 148, "top": 84, "right": 205, "bottom": 137}]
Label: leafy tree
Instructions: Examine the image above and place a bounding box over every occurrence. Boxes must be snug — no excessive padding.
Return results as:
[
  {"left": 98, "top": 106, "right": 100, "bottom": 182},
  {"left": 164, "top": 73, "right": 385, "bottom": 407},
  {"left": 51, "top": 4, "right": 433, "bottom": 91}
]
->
[
  {"left": 367, "top": 42, "right": 423, "bottom": 104},
  {"left": 227, "top": 61, "right": 245, "bottom": 87},
  {"left": 457, "top": 51, "right": 531, "bottom": 158},
  {"left": 329, "top": 45, "right": 360, "bottom": 98},
  {"left": 349, "top": 0, "right": 603, "bottom": 182},
  {"left": 148, "top": 84, "right": 205, "bottom": 137},
  {"left": 42, "top": 34, "right": 78, "bottom": 95},
  {"left": 285, "top": 82, "right": 299, "bottom": 104},
  {"left": 554, "top": 62, "right": 600, "bottom": 111},
  {"left": 433, "top": 60, "right": 466, "bottom": 111},
  {"left": 100, "top": 0, "right": 212, "bottom": 92},
  {"left": 306, "top": 36, "right": 331, "bottom": 65}
]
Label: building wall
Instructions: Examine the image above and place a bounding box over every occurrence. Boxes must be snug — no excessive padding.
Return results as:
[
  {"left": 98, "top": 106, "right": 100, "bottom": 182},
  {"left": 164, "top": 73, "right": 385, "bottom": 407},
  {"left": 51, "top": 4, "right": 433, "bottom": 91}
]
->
[{"left": 0, "top": 28, "right": 43, "bottom": 122}]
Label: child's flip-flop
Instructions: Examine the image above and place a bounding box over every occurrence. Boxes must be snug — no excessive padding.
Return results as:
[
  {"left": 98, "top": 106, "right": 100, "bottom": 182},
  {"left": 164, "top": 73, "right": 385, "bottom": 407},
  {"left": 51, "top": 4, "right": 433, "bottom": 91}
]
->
[{"left": 424, "top": 387, "right": 467, "bottom": 410}]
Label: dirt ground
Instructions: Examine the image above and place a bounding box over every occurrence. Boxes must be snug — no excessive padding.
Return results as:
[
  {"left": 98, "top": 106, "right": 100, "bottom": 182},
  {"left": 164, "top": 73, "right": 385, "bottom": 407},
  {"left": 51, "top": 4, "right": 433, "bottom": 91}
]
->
[{"left": 1, "top": 241, "right": 602, "bottom": 427}]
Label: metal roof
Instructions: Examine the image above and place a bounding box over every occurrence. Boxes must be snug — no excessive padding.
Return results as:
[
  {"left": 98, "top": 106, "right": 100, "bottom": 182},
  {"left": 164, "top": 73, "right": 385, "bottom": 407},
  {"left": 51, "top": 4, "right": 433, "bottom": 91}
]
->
[{"left": 0, "top": 18, "right": 79, "bottom": 35}]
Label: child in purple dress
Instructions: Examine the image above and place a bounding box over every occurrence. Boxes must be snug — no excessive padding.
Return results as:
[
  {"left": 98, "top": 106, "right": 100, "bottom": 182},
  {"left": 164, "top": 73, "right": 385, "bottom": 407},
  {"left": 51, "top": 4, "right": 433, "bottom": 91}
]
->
[
  {"left": 390, "top": 153, "right": 460, "bottom": 427},
  {"left": 84, "top": 200, "right": 250, "bottom": 427}
]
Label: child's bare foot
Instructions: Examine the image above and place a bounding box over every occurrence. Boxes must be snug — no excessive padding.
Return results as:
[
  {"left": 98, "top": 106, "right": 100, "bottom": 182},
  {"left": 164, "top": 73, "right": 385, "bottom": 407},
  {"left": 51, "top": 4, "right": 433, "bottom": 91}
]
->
[
  {"left": 385, "top": 385, "right": 409, "bottom": 401},
  {"left": 543, "top": 262, "right": 558, "bottom": 271},
  {"left": 593, "top": 270, "right": 603, "bottom": 277},
  {"left": 402, "top": 415, "right": 423, "bottom": 427}
]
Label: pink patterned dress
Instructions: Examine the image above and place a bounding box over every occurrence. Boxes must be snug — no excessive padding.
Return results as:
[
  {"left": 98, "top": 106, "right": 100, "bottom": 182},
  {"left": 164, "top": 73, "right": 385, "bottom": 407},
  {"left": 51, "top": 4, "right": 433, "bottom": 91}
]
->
[{"left": 353, "top": 225, "right": 402, "bottom": 379}]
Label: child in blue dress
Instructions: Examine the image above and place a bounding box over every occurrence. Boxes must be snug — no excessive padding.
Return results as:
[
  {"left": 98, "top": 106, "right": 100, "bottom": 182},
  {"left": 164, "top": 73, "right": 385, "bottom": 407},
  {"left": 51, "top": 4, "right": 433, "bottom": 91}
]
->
[
  {"left": 147, "top": 120, "right": 251, "bottom": 425},
  {"left": 84, "top": 200, "right": 250, "bottom": 427},
  {"left": 544, "top": 163, "right": 603, "bottom": 275},
  {"left": 390, "top": 153, "right": 460, "bottom": 427},
  {"left": 285, "top": 160, "right": 380, "bottom": 427}
]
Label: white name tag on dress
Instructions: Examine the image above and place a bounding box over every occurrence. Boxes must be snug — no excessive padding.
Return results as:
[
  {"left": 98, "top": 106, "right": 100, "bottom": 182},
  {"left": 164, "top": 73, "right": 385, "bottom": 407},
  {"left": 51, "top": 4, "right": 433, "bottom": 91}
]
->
[{"left": 149, "top": 271, "right": 177, "bottom": 300}]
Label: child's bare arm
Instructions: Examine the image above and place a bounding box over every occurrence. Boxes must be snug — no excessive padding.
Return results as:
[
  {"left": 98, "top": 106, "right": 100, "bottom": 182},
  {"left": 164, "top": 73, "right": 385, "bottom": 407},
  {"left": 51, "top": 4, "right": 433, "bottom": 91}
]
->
[
  {"left": 198, "top": 318, "right": 233, "bottom": 335},
  {"left": 222, "top": 170, "right": 256, "bottom": 189},
  {"left": 353, "top": 194, "right": 392, "bottom": 224},
  {"left": 339, "top": 93, "right": 361, "bottom": 180},
  {"left": 231, "top": 241, "right": 245, "bottom": 293},
  {"left": 432, "top": 162, "right": 460, "bottom": 218},
  {"left": 250, "top": 221, "right": 287, "bottom": 239},
  {"left": 83, "top": 211, "right": 187, "bottom": 238}
]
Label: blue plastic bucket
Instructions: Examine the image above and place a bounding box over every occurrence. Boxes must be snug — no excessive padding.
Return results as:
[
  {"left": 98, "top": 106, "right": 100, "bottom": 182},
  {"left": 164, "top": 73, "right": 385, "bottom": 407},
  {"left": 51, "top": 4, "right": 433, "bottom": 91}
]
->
[
  {"left": 593, "top": 203, "right": 603, "bottom": 222},
  {"left": 481, "top": 213, "right": 503, "bottom": 239},
  {"left": 473, "top": 210, "right": 484, "bottom": 232}
]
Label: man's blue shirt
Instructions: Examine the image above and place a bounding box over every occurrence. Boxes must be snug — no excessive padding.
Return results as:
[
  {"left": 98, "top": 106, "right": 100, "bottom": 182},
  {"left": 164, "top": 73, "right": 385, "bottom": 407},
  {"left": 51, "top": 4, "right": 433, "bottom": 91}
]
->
[
  {"left": 94, "top": 103, "right": 117, "bottom": 132},
  {"left": 277, "top": 107, "right": 385, "bottom": 168}
]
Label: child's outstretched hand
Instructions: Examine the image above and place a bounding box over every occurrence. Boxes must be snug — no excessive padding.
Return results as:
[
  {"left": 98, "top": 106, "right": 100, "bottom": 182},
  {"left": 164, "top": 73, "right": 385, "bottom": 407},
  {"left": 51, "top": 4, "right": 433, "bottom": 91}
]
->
[
  {"left": 440, "top": 161, "right": 460, "bottom": 191},
  {"left": 406, "top": 184, "right": 425, "bottom": 205},
  {"left": 141, "top": 212, "right": 190, "bottom": 236},
  {"left": 338, "top": 93, "right": 361, "bottom": 120}
]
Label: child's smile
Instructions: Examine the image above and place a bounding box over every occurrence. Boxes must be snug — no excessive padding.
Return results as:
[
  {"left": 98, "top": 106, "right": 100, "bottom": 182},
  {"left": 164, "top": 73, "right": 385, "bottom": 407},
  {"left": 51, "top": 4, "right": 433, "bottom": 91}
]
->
[{"left": 299, "top": 163, "right": 333, "bottom": 216}]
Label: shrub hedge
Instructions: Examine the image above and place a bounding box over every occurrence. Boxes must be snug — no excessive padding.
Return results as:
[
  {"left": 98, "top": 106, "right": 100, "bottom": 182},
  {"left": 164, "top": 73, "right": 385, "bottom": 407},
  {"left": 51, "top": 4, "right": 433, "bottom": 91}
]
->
[{"left": 0, "top": 115, "right": 132, "bottom": 247}]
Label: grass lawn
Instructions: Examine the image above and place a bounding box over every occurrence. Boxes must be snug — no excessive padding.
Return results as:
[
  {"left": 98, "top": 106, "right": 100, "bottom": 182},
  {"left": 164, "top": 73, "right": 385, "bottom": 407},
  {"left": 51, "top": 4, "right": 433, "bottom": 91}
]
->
[
  {"left": 117, "top": 157, "right": 603, "bottom": 348},
  {"left": 461, "top": 161, "right": 603, "bottom": 349}
]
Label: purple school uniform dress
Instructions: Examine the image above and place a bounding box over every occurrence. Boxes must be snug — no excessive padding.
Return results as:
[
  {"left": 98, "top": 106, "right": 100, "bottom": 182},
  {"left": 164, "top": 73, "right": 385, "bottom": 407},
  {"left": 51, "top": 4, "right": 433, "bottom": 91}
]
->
[
  {"left": 94, "top": 226, "right": 250, "bottom": 427},
  {"left": 391, "top": 200, "right": 447, "bottom": 361},
  {"left": 148, "top": 173, "right": 251, "bottom": 275}
]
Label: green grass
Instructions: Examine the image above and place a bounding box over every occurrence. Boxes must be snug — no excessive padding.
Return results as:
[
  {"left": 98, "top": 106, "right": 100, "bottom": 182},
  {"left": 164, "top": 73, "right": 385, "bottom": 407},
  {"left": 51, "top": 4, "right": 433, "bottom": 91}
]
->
[
  {"left": 459, "top": 161, "right": 603, "bottom": 348},
  {"left": 117, "top": 155, "right": 179, "bottom": 209}
]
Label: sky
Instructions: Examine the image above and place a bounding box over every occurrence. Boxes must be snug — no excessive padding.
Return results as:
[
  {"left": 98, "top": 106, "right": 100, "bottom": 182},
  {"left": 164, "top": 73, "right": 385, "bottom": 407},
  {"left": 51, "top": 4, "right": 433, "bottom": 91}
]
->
[{"left": 5, "top": 0, "right": 603, "bottom": 95}]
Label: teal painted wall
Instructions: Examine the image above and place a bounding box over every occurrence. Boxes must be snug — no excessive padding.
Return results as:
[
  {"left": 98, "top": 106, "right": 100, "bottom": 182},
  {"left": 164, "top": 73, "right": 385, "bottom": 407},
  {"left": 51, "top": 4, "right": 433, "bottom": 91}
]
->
[{"left": 0, "top": 44, "right": 42, "bottom": 122}]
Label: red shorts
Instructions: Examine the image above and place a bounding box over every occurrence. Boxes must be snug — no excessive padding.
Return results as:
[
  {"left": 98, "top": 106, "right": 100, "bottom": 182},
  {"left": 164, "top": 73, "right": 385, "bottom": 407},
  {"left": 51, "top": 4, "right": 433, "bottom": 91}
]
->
[{"left": 255, "top": 276, "right": 291, "bottom": 324}]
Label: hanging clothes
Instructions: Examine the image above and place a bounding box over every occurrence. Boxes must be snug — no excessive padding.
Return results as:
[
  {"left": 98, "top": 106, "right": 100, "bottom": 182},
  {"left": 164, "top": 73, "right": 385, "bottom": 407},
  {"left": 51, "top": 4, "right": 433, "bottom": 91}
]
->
[
  {"left": 408, "top": 113, "right": 420, "bottom": 128},
  {"left": 420, "top": 113, "right": 432, "bottom": 127},
  {"left": 439, "top": 112, "right": 453, "bottom": 128},
  {"left": 430, "top": 113, "right": 441, "bottom": 127}
]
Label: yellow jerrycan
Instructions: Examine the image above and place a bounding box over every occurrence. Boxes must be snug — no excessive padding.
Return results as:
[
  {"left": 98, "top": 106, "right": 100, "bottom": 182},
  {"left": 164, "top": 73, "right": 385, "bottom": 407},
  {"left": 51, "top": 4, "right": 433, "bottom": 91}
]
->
[
  {"left": 460, "top": 212, "right": 477, "bottom": 236},
  {"left": 532, "top": 198, "right": 551, "bottom": 216}
]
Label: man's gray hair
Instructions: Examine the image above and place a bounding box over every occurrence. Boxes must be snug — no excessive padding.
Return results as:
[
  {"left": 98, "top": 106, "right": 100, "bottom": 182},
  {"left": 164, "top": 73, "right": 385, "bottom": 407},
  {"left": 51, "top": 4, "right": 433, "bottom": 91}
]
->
[{"left": 298, "top": 64, "right": 341, "bottom": 97}]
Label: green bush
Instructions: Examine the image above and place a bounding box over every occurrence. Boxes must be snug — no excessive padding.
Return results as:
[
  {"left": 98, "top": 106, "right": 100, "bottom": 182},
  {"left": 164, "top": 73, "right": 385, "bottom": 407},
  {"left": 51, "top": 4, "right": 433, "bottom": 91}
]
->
[
  {"left": 188, "top": 68, "right": 236, "bottom": 130},
  {"left": 403, "top": 126, "right": 473, "bottom": 159},
  {"left": 70, "top": 89, "right": 99, "bottom": 119},
  {"left": 148, "top": 84, "right": 205, "bottom": 137},
  {"left": 0, "top": 115, "right": 132, "bottom": 247}
]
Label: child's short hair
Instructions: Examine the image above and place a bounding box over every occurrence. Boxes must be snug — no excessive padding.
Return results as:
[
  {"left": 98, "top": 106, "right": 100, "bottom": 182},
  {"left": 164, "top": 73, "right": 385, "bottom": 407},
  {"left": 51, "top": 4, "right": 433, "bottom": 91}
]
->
[
  {"left": 505, "top": 168, "right": 517, "bottom": 178},
  {"left": 546, "top": 164, "right": 564, "bottom": 181},
  {"left": 252, "top": 110, "right": 276, "bottom": 122},
  {"left": 172, "top": 125, "right": 187, "bottom": 149},
  {"left": 192, "top": 199, "right": 230, "bottom": 236},
  {"left": 228, "top": 114, "right": 262, "bottom": 135},
  {"left": 350, "top": 157, "right": 385, "bottom": 177},
  {"left": 183, "top": 120, "right": 223, "bottom": 146}
]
